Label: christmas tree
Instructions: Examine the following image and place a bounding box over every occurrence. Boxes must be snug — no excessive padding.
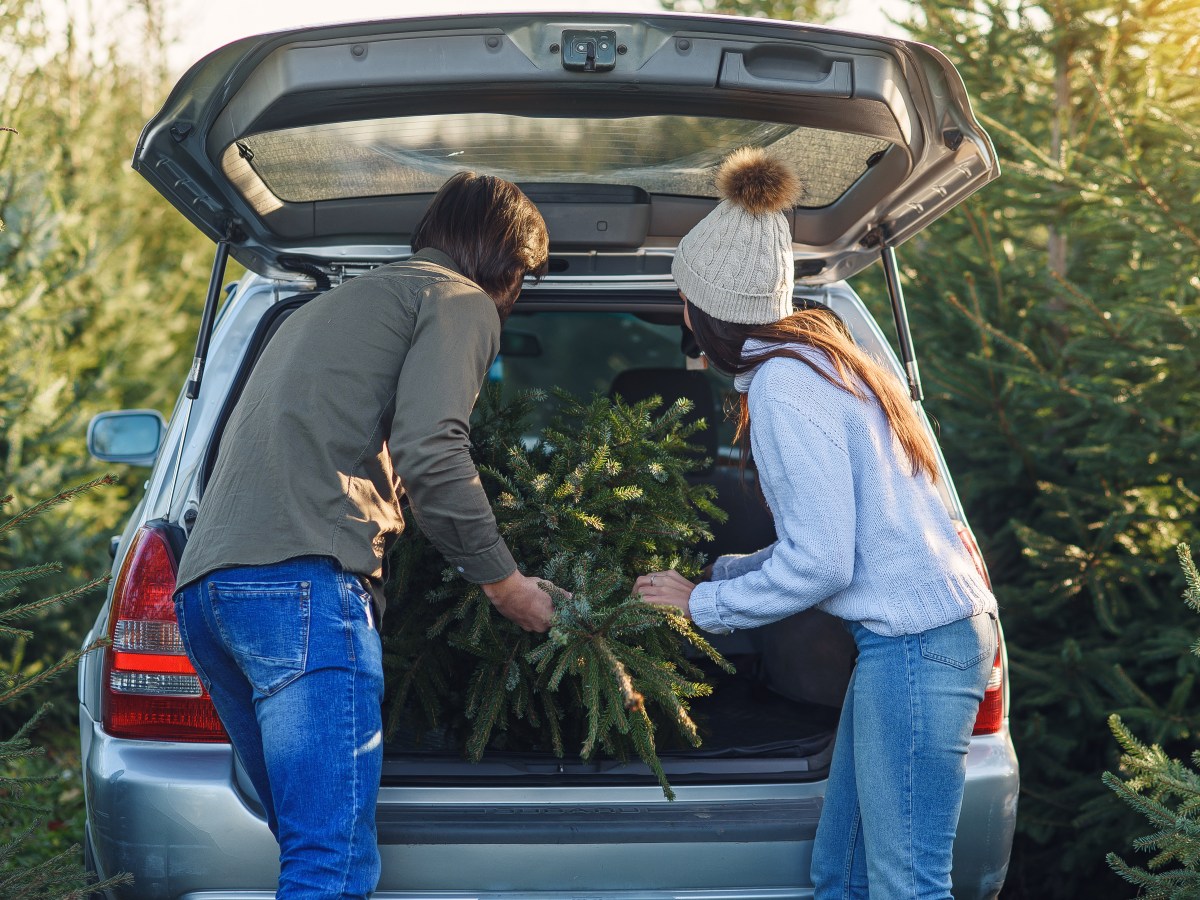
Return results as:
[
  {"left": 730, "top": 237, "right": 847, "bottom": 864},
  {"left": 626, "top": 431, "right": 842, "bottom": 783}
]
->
[
  {"left": 1104, "top": 543, "right": 1200, "bottom": 898},
  {"left": 382, "top": 386, "right": 732, "bottom": 798}
]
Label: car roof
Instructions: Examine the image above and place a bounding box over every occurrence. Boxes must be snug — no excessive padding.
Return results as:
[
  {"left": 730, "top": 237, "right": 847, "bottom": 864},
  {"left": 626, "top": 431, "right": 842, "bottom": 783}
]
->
[{"left": 135, "top": 11, "right": 998, "bottom": 284}]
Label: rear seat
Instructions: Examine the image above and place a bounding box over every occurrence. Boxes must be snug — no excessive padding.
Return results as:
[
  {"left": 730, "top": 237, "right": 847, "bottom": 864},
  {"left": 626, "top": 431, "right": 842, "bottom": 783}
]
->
[{"left": 608, "top": 367, "right": 777, "bottom": 559}]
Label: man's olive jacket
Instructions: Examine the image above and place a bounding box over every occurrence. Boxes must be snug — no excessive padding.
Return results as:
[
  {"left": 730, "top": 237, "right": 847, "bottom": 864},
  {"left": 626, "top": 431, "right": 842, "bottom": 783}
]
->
[{"left": 175, "top": 248, "right": 518, "bottom": 615}]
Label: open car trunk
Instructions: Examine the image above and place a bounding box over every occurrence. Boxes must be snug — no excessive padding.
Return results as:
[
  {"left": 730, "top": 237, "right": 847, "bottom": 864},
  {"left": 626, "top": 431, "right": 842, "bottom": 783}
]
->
[
  {"left": 379, "top": 609, "right": 851, "bottom": 787},
  {"left": 135, "top": 11, "right": 998, "bottom": 288},
  {"left": 204, "top": 285, "right": 858, "bottom": 793}
]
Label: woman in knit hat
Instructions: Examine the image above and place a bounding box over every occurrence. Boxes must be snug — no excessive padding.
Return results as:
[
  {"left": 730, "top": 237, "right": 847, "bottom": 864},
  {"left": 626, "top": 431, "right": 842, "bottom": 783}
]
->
[{"left": 635, "top": 147, "right": 999, "bottom": 899}]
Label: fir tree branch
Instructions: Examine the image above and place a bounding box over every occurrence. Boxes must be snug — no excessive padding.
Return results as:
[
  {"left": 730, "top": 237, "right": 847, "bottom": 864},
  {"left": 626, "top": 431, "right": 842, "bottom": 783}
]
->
[{"left": 0, "top": 475, "right": 116, "bottom": 537}]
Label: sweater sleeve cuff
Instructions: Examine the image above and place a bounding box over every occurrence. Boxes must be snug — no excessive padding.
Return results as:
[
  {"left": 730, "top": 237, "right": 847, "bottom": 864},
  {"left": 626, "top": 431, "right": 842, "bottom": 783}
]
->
[
  {"left": 688, "top": 582, "right": 734, "bottom": 635},
  {"left": 446, "top": 537, "right": 518, "bottom": 585}
]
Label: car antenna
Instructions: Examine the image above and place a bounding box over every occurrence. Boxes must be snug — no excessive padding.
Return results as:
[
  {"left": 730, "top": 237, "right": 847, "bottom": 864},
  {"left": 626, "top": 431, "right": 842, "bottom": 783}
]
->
[{"left": 166, "top": 231, "right": 232, "bottom": 524}]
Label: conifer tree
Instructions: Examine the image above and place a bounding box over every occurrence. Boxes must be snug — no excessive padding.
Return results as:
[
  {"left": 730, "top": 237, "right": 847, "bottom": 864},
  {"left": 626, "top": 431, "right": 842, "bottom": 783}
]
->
[
  {"left": 1103, "top": 544, "right": 1200, "bottom": 898},
  {"left": 0, "top": 477, "right": 130, "bottom": 898},
  {"left": 878, "top": 1, "right": 1200, "bottom": 893},
  {"left": 383, "top": 387, "right": 731, "bottom": 798},
  {"left": 1, "top": 0, "right": 211, "bottom": 729}
]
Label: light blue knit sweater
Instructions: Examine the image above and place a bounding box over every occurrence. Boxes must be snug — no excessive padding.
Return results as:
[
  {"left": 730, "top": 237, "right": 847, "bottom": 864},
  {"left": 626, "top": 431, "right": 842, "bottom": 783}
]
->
[{"left": 687, "top": 343, "right": 997, "bottom": 637}]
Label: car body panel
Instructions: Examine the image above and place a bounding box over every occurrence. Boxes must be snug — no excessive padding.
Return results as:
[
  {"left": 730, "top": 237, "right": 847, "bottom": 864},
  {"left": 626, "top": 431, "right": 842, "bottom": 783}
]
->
[{"left": 83, "top": 699, "right": 1015, "bottom": 899}]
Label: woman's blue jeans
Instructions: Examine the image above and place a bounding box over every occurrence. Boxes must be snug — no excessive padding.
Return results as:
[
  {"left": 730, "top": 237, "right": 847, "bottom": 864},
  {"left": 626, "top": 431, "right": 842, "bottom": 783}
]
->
[
  {"left": 810, "top": 611, "right": 997, "bottom": 899},
  {"left": 175, "top": 555, "right": 384, "bottom": 899}
]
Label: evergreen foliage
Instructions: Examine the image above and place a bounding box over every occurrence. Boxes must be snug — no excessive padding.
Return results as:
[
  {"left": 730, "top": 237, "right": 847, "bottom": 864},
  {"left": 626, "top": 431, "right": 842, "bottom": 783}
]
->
[
  {"left": 1103, "top": 544, "right": 1200, "bottom": 897},
  {"left": 0, "top": 0, "right": 211, "bottom": 729},
  {"left": 890, "top": 1, "right": 1200, "bottom": 893},
  {"left": 0, "top": 477, "right": 130, "bottom": 898},
  {"left": 382, "top": 386, "right": 731, "bottom": 798}
]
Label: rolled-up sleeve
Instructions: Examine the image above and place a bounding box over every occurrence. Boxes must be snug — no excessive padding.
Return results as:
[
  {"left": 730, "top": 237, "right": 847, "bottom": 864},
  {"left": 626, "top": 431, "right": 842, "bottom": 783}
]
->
[
  {"left": 688, "top": 398, "right": 855, "bottom": 634},
  {"left": 388, "top": 283, "right": 517, "bottom": 584}
]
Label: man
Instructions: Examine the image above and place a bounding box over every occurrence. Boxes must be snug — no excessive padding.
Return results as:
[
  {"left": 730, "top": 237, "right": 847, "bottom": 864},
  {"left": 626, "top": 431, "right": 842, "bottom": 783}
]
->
[{"left": 173, "top": 172, "right": 560, "bottom": 898}]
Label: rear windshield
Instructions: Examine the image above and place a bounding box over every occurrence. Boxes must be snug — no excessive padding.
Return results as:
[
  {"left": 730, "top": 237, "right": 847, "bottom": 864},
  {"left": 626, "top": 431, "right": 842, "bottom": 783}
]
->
[
  {"left": 225, "top": 113, "right": 891, "bottom": 209},
  {"left": 492, "top": 310, "right": 738, "bottom": 449}
]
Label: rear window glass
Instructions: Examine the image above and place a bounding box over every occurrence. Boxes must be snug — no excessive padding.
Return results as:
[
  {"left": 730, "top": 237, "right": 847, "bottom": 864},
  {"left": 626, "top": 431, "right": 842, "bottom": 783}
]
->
[
  {"left": 227, "top": 114, "right": 891, "bottom": 209},
  {"left": 489, "top": 311, "right": 737, "bottom": 450}
]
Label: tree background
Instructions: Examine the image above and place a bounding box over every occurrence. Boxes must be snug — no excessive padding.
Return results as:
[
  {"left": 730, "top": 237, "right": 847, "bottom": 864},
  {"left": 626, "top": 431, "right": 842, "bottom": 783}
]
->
[
  {"left": 2, "top": 0, "right": 1198, "bottom": 895},
  {"left": 1, "top": 0, "right": 212, "bottom": 871},
  {"left": 1, "top": 0, "right": 212, "bottom": 731}
]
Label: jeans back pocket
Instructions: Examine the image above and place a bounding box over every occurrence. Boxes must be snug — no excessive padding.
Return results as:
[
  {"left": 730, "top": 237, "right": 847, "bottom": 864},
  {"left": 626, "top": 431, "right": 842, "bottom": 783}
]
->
[
  {"left": 918, "top": 613, "right": 994, "bottom": 670},
  {"left": 208, "top": 580, "right": 310, "bottom": 696}
]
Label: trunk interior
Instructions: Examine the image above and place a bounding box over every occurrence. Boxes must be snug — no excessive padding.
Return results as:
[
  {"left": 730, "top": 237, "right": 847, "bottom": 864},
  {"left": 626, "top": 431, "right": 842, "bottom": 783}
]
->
[
  {"left": 374, "top": 300, "right": 856, "bottom": 787},
  {"left": 207, "top": 288, "right": 856, "bottom": 790}
]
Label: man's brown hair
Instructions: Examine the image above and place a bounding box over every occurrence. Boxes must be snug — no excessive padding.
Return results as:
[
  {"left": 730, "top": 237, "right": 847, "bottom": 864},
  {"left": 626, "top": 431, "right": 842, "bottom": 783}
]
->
[{"left": 411, "top": 172, "right": 549, "bottom": 318}]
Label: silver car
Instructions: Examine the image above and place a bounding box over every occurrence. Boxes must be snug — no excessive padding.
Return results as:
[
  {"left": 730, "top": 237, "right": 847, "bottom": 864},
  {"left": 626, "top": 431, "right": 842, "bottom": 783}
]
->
[{"left": 79, "top": 10, "right": 1018, "bottom": 898}]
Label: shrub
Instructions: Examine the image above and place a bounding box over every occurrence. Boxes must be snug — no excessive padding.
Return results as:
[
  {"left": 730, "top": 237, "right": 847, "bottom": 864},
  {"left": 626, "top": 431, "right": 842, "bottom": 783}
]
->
[{"left": 0, "top": 478, "right": 130, "bottom": 898}]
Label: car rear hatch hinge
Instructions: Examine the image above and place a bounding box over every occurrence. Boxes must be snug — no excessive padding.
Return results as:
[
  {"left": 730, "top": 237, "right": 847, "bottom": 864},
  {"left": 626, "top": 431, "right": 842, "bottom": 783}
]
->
[{"left": 277, "top": 255, "right": 334, "bottom": 291}]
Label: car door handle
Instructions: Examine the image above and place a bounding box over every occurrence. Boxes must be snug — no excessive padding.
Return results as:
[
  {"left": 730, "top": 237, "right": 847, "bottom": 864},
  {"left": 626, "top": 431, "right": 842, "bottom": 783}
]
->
[{"left": 718, "top": 50, "right": 853, "bottom": 98}]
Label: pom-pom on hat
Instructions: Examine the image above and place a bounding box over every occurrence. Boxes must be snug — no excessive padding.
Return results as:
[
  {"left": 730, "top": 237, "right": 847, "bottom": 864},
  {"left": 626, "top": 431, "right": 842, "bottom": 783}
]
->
[{"left": 671, "top": 147, "right": 803, "bottom": 325}]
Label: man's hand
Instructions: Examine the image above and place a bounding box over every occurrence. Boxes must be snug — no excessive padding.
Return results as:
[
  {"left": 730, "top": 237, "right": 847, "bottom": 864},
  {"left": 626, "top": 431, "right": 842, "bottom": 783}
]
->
[
  {"left": 482, "top": 571, "right": 557, "bottom": 633},
  {"left": 633, "top": 569, "right": 696, "bottom": 620}
]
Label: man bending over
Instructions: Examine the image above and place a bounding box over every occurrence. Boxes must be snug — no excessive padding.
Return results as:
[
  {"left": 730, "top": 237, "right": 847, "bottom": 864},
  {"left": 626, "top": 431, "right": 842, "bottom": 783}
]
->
[{"left": 174, "top": 172, "right": 560, "bottom": 898}]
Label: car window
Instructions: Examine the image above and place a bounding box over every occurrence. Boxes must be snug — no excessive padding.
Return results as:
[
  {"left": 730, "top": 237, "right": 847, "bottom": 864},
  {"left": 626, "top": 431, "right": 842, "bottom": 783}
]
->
[
  {"left": 489, "top": 311, "right": 738, "bottom": 451},
  {"left": 230, "top": 114, "right": 891, "bottom": 209}
]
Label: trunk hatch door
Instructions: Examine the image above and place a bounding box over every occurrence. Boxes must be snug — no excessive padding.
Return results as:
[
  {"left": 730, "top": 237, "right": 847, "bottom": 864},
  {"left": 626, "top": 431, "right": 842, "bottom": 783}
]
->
[{"left": 136, "top": 11, "right": 998, "bottom": 284}]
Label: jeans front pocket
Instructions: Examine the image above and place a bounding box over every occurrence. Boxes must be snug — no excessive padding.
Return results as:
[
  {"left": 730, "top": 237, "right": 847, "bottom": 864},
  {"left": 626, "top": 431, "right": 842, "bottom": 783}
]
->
[
  {"left": 918, "top": 612, "right": 994, "bottom": 670},
  {"left": 208, "top": 580, "right": 310, "bottom": 697}
]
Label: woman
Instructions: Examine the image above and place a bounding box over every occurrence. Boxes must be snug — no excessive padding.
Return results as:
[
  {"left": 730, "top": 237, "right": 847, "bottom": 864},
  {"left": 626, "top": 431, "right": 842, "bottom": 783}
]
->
[{"left": 635, "top": 147, "right": 999, "bottom": 899}]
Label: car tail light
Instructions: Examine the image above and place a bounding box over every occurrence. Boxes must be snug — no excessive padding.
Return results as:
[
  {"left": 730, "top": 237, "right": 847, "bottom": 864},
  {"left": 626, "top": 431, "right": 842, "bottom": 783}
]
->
[
  {"left": 972, "top": 644, "right": 1005, "bottom": 735},
  {"left": 956, "top": 523, "right": 1005, "bottom": 735},
  {"left": 101, "top": 525, "right": 227, "bottom": 742},
  {"left": 956, "top": 524, "right": 992, "bottom": 590}
]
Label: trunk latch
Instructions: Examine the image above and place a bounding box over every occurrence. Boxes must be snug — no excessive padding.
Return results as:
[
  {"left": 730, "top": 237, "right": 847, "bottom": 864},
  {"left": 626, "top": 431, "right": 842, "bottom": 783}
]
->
[{"left": 561, "top": 30, "right": 617, "bottom": 72}]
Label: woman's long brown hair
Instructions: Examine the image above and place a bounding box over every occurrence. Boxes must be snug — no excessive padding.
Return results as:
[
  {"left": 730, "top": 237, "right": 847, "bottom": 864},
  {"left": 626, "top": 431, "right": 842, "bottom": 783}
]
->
[{"left": 686, "top": 299, "right": 939, "bottom": 482}]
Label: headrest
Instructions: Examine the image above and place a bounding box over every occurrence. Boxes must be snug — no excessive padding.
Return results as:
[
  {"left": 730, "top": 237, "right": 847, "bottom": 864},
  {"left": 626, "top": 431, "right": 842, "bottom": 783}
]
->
[{"left": 608, "top": 368, "right": 718, "bottom": 468}]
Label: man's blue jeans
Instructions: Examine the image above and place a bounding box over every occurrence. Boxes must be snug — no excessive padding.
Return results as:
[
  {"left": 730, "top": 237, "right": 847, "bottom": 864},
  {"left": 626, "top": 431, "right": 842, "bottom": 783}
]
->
[
  {"left": 810, "top": 611, "right": 997, "bottom": 899},
  {"left": 175, "top": 556, "right": 384, "bottom": 899}
]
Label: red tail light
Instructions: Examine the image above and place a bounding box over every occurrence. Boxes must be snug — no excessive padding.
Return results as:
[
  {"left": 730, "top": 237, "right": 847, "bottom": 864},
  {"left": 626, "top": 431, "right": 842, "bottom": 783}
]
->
[
  {"left": 956, "top": 524, "right": 992, "bottom": 591},
  {"left": 101, "top": 526, "right": 227, "bottom": 742},
  {"left": 972, "top": 644, "right": 1005, "bottom": 735},
  {"left": 957, "top": 524, "right": 1006, "bottom": 735}
]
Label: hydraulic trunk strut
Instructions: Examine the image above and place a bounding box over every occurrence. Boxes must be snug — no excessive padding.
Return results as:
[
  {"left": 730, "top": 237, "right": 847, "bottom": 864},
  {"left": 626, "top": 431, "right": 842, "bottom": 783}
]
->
[
  {"left": 167, "top": 238, "right": 231, "bottom": 520},
  {"left": 187, "top": 239, "right": 231, "bottom": 399},
  {"left": 880, "top": 244, "right": 924, "bottom": 402}
]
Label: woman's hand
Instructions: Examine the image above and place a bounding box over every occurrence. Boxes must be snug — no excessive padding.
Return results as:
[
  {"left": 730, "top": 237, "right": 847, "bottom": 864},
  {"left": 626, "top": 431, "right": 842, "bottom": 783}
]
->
[{"left": 634, "top": 569, "right": 696, "bottom": 620}]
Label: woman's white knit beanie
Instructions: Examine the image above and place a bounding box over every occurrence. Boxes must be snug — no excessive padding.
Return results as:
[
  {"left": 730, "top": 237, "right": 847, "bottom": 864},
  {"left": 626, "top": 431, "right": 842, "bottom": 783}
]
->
[{"left": 672, "top": 147, "right": 803, "bottom": 325}]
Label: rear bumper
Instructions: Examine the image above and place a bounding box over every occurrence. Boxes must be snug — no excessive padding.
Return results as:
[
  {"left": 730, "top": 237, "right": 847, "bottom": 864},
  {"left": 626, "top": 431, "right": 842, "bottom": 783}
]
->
[
  {"left": 81, "top": 704, "right": 1017, "bottom": 900},
  {"left": 80, "top": 708, "right": 279, "bottom": 899},
  {"left": 952, "top": 730, "right": 1020, "bottom": 899}
]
